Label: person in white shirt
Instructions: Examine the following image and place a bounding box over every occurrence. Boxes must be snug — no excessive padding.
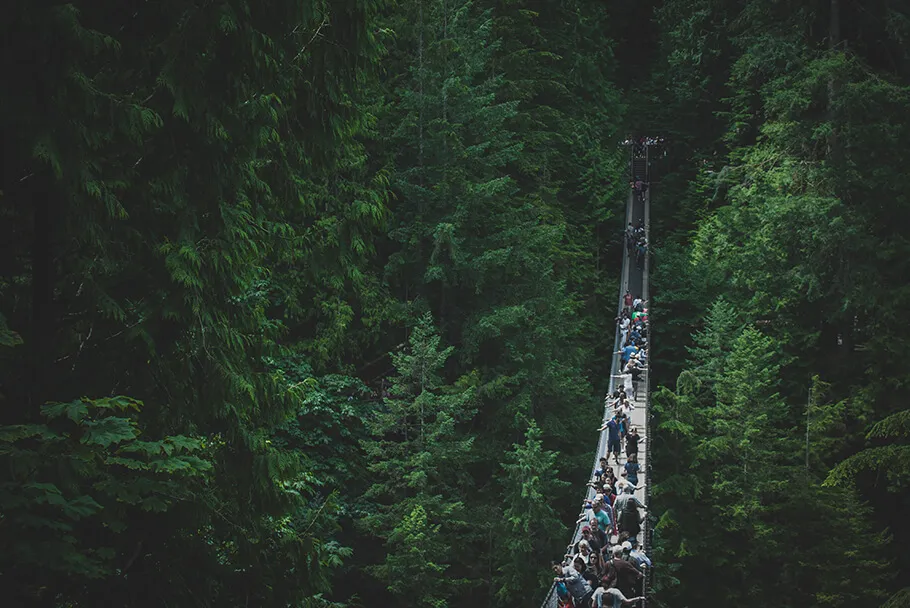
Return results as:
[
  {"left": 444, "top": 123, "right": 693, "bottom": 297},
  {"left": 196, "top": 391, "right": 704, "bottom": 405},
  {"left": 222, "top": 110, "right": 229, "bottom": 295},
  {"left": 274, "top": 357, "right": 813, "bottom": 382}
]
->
[
  {"left": 592, "top": 585, "right": 645, "bottom": 608},
  {"left": 573, "top": 540, "right": 593, "bottom": 565}
]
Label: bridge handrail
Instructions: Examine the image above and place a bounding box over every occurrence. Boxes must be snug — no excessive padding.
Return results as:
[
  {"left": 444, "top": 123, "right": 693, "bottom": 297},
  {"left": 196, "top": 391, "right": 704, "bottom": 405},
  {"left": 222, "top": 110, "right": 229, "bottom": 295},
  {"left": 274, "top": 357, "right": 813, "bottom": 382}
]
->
[{"left": 539, "top": 144, "right": 648, "bottom": 608}]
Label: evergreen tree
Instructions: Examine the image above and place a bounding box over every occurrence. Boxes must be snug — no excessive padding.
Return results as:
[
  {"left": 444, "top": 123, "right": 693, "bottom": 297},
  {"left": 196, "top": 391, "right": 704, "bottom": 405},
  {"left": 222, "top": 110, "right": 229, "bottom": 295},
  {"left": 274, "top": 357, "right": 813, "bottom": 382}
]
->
[
  {"left": 495, "top": 421, "right": 569, "bottom": 604},
  {"left": 361, "top": 312, "right": 476, "bottom": 606},
  {"left": 654, "top": 320, "right": 891, "bottom": 608},
  {"left": 640, "top": 0, "right": 910, "bottom": 601},
  {"left": 686, "top": 298, "right": 743, "bottom": 385},
  {"left": 0, "top": 0, "right": 388, "bottom": 604}
]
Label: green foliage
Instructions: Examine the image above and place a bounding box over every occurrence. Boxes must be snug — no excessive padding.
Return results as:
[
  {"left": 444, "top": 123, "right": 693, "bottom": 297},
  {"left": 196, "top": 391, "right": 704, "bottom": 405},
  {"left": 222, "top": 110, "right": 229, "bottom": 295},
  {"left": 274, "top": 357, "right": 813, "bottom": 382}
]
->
[
  {"left": 644, "top": 0, "right": 910, "bottom": 603},
  {"left": 0, "top": 312, "right": 23, "bottom": 348},
  {"left": 361, "top": 313, "right": 476, "bottom": 605},
  {"left": 685, "top": 298, "right": 743, "bottom": 386},
  {"left": 360, "top": 3, "right": 627, "bottom": 601},
  {"left": 495, "top": 421, "right": 569, "bottom": 605},
  {"left": 1, "top": 0, "right": 388, "bottom": 604},
  {"left": 377, "top": 504, "right": 451, "bottom": 608},
  {"left": 2, "top": 0, "right": 628, "bottom": 605},
  {"left": 0, "top": 396, "right": 210, "bottom": 596},
  {"left": 826, "top": 408, "right": 910, "bottom": 492},
  {"left": 271, "top": 355, "right": 374, "bottom": 489},
  {"left": 652, "top": 311, "right": 891, "bottom": 607}
]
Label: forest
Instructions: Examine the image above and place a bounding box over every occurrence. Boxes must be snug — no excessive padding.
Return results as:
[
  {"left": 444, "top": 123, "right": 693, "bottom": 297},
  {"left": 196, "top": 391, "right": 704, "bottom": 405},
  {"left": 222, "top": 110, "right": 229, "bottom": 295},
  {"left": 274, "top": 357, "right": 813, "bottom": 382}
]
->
[{"left": 0, "top": 0, "right": 907, "bottom": 607}]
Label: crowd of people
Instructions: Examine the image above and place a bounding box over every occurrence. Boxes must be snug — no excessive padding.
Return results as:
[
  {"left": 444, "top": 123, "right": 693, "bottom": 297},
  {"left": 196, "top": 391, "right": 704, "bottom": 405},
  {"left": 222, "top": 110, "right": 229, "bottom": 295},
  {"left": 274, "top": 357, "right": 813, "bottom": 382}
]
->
[
  {"left": 621, "top": 135, "right": 665, "bottom": 159},
  {"left": 625, "top": 222, "right": 647, "bottom": 271},
  {"left": 551, "top": 293, "right": 651, "bottom": 608}
]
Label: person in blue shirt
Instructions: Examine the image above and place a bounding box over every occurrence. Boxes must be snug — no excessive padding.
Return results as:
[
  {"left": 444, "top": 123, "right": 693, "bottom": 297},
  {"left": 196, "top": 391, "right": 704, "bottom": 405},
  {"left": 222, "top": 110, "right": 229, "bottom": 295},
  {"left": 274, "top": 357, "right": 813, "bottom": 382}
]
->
[
  {"left": 627, "top": 540, "right": 652, "bottom": 570},
  {"left": 593, "top": 501, "right": 612, "bottom": 533},
  {"left": 599, "top": 414, "right": 624, "bottom": 465},
  {"left": 618, "top": 344, "right": 638, "bottom": 365},
  {"left": 624, "top": 453, "right": 640, "bottom": 486}
]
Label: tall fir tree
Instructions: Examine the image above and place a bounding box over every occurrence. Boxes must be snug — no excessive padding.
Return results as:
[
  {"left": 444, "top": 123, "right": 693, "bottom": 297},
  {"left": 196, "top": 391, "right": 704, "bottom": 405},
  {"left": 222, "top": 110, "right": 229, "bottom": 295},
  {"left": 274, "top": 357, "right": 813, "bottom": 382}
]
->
[
  {"left": 495, "top": 421, "right": 570, "bottom": 605},
  {"left": 361, "top": 312, "right": 476, "bottom": 606}
]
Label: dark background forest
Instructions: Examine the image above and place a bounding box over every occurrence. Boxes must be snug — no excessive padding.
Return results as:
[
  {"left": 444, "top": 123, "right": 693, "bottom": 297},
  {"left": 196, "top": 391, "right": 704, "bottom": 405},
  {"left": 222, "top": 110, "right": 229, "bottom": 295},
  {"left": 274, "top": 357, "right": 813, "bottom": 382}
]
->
[{"left": 0, "top": 0, "right": 907, "bottom": 607}]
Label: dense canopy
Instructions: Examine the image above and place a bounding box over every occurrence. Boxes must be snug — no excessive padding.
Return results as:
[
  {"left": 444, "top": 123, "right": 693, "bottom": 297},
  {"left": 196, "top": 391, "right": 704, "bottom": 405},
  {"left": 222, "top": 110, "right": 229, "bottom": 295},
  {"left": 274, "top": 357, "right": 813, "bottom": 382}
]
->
[{"left": 0, "top": 0, "right": 908, "bottom": 607}]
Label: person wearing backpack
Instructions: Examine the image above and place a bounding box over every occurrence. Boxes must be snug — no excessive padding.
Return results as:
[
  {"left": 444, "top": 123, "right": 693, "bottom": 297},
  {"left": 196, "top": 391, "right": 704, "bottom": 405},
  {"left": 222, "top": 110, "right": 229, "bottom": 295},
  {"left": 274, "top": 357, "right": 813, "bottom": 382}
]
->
[
  {"left": 602, "top": 545, "right": 644, "bottom": 601},
  {"left": 614, "top": 485, "right": 647, "bottom": 538}
]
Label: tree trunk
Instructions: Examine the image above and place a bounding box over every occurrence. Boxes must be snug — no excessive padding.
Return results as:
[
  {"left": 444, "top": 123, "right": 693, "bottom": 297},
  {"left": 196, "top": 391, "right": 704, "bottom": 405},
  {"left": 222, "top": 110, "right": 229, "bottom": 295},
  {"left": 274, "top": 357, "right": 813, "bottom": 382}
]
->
[
  {"left": 826, "top": 0, "right": 841, "bottom": 163},
  {"left": 30, "top": 182, "right": 54, "bottom": 412}
]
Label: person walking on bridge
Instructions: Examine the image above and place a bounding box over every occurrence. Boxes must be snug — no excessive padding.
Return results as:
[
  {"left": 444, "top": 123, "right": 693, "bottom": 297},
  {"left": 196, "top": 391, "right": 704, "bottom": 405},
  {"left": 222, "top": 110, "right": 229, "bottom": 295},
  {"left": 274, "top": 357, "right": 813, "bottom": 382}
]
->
[
  {"left": 624, "top": 453, "right": 640, "bottom": 487},
  {"left": 625, "top": 426, "right": 642, "bottom": 460},
  {"left": 598, "top": 413, "right": 624, "bottom": 465},
  {"left": 614, "top": 485, "right": 647, "bottom": 538},
  {"left": 616, "top": 342, "right": 638, "bottom": 367},
  {"left": 626, "top": 539, "right": 652, "bottom": 570},
  {"left": 592, "top": 584, "right": 645, "bottom": 608},
  {"left": 603, "top": 545, "right": 644, "bottom": 601},
  {"left": 625, "top": 355, "right": 645, "bottom": 401},
  {"left": 579, "top": 525, "right": 605, "bottom": 557}
]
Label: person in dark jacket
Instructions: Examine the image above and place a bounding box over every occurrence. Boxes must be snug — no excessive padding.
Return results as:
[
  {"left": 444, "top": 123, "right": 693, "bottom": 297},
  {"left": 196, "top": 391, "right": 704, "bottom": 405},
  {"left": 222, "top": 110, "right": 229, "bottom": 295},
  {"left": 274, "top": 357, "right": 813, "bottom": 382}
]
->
[
  {"left": 579, "top": 526, "right": 604, "bottom": 556},
  {"left": 636, "top": 241, "right": 646, "bottom": 270},
  {"left": 577, "top": 557, "right": 601, "bottom": 593},
  {"left": 614, "top": 485, "right": 647, "bottom": 538},
  {"left": 625, "top": 427, "right": 642, "bottom": 459},
  {"left": 602, "top": 545, "right": 644, "bottom": 599}
]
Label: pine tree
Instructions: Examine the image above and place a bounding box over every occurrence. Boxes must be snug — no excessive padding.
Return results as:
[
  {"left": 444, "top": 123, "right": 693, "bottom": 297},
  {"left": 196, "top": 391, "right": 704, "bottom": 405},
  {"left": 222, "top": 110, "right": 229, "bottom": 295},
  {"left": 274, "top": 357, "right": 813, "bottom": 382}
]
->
[
  {"left": 643, "top": 1, "right": 910, "bottom": 598},
  {"left": 685, "top": 298, "right": 742, "bottom": 385},
  {"left": 495, "top": 421, "right": 570, "bottom": 604},
  {"left": 381, "top": 504, "right": 452, "bottom": 608},
  {"left": 655, "top": 319, "right": 894, "bottom": 608},
  {"left": 361, "top": 313, "right": 476, "bottom": 605}
]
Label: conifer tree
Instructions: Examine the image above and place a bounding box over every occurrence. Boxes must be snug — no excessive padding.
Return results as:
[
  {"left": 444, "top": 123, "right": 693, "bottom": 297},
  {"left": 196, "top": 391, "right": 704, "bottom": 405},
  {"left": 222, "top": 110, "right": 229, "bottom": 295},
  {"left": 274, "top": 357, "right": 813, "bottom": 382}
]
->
[
  {"left": 361, "top": 312, "right": 476, "bottom": 605},
  {"left": 655, "top": 318, "right": 894, "bottom": 607},
  {"left": 685, "top": 298, "right": 742, "bottom": 385},
  {"left": 0, "top": 0, "right": 387, "bottom": 604},
  {"left": 495, "top": 421, "right": 570, "bottom": 604}
]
